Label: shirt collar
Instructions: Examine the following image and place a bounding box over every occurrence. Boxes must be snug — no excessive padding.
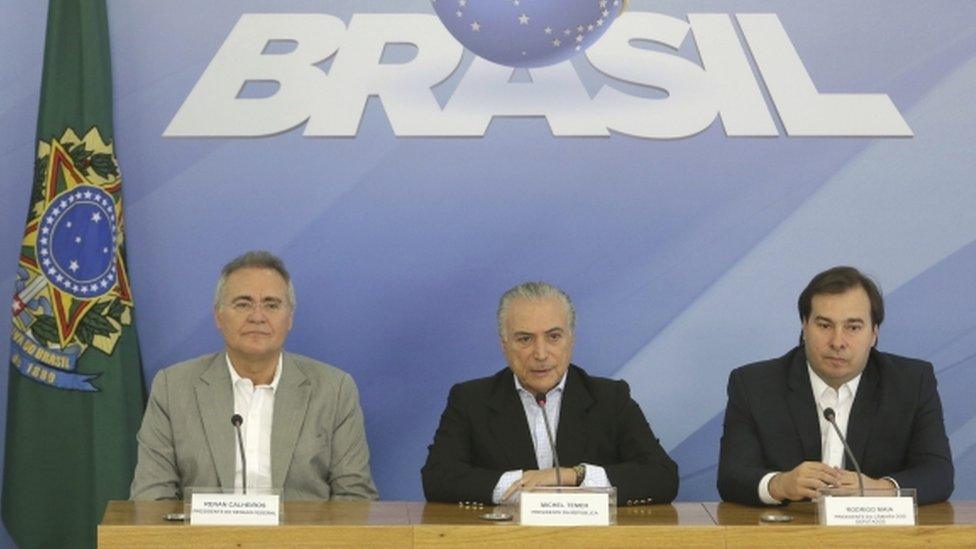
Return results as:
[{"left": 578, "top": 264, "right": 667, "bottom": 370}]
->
[
  {"left": 226, "top": 353, "right": 283, "bottom": 391},
  {"left": 513, "top": 368, "right": 568, "bottom": 398},
  {"left": 807, "top": 361, "right": 861, "bottom": 403}
]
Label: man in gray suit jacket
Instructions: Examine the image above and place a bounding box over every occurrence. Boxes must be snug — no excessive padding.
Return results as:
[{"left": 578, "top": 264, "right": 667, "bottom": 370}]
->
[{"left": 130, "top": 251, "right": 377, "bottom": 500}]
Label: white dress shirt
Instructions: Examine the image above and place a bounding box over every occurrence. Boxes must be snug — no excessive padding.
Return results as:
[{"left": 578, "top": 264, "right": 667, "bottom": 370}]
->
[
  {"left": 757, "top": 363, "right": 860, "bottom": 504},
  {"left": 809, "top": 365, "right": 860, "bottom": 469},
  {"left": 227, "top": 354, "right": 282, "bottom": 492},
  {"left": 491, "top": 372, "right": 610, "bottom": 503}
]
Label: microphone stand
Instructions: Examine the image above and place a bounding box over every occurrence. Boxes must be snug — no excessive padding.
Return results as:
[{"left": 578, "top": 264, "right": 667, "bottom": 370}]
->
[
  {"left": 823, "top": 407, "right": 864, "bottom": 496},
  {"left": 231, "top": 414, "right": 247, "bottom": 495},
  {"left": 535, "top": 393, "right": 561, "bottom": 487}
]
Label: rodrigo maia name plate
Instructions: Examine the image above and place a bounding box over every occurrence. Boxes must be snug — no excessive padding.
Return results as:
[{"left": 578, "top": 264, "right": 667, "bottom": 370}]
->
[
  {"left": 190, "top": 493, "right": 281, "bottom": 525},
  {"left": 820, "top": 496, "right": 916, "bottom": 526},
  {"left": 520, "top": 490, "right": 611, "bottom": 526}
]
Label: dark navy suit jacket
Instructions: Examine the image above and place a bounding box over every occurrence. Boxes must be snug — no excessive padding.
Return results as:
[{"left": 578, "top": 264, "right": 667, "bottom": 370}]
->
[
  {"left": 422, "top": 365, "right": 678, "bottom": 506},
  {"left": 718, "top": 346, "right": 953, "bottom": 505}
]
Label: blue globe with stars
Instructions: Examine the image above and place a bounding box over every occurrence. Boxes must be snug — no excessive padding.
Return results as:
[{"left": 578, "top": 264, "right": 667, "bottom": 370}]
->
[
  {"left": 432, "top": 0, "right": 625, "bottom": 68},
  {"left": 37, "top": 185, "right": 119, "bottom": 299}
]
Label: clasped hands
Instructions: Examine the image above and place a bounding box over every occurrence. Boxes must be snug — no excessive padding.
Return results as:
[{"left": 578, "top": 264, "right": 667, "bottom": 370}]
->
[
  {"left": 769, "top": 461, "right": 897, "bottom": 501},
  {"left": 501, "top": 467, "right": 577, "bottom": 502}
]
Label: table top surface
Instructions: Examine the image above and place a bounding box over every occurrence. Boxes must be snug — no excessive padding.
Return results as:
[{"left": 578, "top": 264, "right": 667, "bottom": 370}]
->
[
  {"left": 703, "top": 501, "right": 975, "bottom": 526},
  {"left": 101, "top": 500, "right": 976, "bottom": 528}
]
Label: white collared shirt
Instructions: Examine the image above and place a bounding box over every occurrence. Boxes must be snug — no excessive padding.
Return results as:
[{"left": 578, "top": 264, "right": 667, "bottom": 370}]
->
[
  {"left": 491, "top": 371, "right": 610, "bottom": 503},
  {"left": 757, "top": 364, "right": 861, "bottom": 504},
  {"left": 808, "top": 364, "right": 860, "bottom": 469},
  {"left": 227, "top": 354, "right": 282, "bottom": 492},
  {"left": 516, "top": 372, "right": 567, "bottom": 471}
]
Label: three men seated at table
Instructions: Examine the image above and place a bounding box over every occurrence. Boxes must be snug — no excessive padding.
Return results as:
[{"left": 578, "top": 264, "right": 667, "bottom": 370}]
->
[
  {"left": 717, "top": 266, "right": 953, "bottom": 505},
  {"left": 421, "top": 281, "right": 679, "bottom": 506},
  {"left": 130, "top": 251, "right": 377, "bottom": 500},
  {"left": 130, "top": 260, "right": 953, "bottom": 506}
]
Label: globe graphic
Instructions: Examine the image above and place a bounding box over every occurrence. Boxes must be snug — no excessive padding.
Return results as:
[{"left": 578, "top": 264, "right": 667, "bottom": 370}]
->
[{"left": 432, "top": 0, "right": 626, "bottom": 68}]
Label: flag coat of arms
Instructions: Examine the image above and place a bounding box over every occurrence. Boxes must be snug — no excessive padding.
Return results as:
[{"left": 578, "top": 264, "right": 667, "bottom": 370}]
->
[{"left": 2, "top": 2, "right": 146, "bottom": 547}]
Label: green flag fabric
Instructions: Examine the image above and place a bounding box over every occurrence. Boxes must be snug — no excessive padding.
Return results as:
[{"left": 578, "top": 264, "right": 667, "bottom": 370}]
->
[{"left": 2, "top": 2, "right": 146, "bottom": 547}]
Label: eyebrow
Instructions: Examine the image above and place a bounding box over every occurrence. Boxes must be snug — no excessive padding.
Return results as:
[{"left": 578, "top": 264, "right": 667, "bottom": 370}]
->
[
  {"left": 814, "top": 315, "right": 865, "bottom": 324},
  {"left": 230, "top": 296, "right": 284, "bottom": 303},
  {"left": 513, "top": 327, "right": 564, "bottom": 336}
]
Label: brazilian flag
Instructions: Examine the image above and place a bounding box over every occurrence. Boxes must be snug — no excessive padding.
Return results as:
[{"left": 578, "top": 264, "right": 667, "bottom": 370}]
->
[{"left": 2, "top": 1, "right": 146, "bottom": 547}]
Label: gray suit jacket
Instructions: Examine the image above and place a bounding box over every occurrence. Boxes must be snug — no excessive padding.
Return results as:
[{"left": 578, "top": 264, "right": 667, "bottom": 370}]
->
[{"left": 130, "top": 352, "right": 378, "bottom": 501}]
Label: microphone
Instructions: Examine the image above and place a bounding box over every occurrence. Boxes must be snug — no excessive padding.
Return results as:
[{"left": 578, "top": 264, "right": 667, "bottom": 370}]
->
[
  {"left": 534, "top": 392, "right": 561, "bottom": 487},
  {"left": 823, "top": 407, "right": 864, "bottom": 496},
  {"left": 231, "top": 414, "right": 247, "bottom": 494}
]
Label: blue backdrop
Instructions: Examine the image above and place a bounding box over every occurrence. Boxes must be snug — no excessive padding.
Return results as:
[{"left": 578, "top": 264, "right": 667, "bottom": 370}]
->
[{"left": 2, "top": 1, "right": 975, "bottom": 543}]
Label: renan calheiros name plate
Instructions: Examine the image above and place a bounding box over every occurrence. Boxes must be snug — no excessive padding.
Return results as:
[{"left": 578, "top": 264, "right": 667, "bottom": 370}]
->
[{"left": 187, "top": 488, "right": 281, "bottom": 525}]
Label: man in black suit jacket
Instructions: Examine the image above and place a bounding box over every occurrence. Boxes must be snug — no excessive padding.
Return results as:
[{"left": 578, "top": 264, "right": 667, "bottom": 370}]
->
[
  {"left": 718, "top": 266, "right": 953, "bottom": 506},
  {"left": 422, "top": 282, "right": 678, "bottom": 506}
]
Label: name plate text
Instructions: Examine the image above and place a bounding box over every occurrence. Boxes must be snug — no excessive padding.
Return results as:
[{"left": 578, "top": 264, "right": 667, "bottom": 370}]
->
[
  {"left": 821, "top": 496, "right": 916, "bottom": 526},
  {"left": 190, "top": 493, "right": 281, "bottom": 525},
  {"left": 520, "top": 491, "right": 610, "bottom": 526}
]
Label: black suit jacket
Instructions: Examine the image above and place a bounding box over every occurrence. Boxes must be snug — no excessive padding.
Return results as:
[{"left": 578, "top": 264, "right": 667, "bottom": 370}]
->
[
  {"left": 421, "top": 365, "right": 678, "bottom": 506},
  {"left": 717, "top": 346, "right": 953, "bottom": 505}
]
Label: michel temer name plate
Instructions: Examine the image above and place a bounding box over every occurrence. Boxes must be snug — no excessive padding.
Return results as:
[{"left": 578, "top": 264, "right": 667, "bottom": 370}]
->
[{"left": 519, "top": 487, "right": 615, "bottom": 526}]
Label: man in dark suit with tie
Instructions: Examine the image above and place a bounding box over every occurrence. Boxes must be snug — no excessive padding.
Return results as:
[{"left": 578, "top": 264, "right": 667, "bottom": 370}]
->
[
  {"left": 422, "top": 281, "right": 678, "bottom": 506},
  {"left": 718, "top": 266, "right": 953, "bottom": 506}
]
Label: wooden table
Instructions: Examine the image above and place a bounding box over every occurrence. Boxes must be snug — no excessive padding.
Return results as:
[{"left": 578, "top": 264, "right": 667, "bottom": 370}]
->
[
  {"left": 99, "top": 500, "right": 976, "bottom": 548},
  {"left": 98, "top": 500, "right": 412, "bottom": 547},
  {"left": 705, "top": 501, "right": 976, "bottom": 548},
  {"left": 409, "top": 502, "right": 720, "bottom": 547}
]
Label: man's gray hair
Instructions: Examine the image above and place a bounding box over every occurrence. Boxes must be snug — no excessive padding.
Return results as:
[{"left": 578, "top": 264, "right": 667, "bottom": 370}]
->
[
  {"left": 213, "top": 250, "right": 296, "bottom": 309},
  {"left": 497, "top": 281, "right": 576, "bottom": 339}
]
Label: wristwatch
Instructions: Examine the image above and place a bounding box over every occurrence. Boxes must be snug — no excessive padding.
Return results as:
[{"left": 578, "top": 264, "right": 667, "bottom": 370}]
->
[{"left": 573, "top": 464, "right": 586, "bottom": 486}]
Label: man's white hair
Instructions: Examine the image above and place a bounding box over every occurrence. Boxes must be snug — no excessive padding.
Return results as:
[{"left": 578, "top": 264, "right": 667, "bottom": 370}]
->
[
  {"left": 497, "top": 281, "right": 575, "bottom": 339},
  {"left": 213, "top": 250, "right": 296, "bottom": 309}
]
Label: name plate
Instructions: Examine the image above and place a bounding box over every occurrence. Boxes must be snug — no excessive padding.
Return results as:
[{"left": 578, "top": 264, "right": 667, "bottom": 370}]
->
[
  {"left": 820, "top": 495, "right": 916, "bottom": 526},
  {"left": 189, "top": 493, "right": 281, "bottom": 525},
  {"left": 519, "top": 487, "right": 614, "bottom": 526}
]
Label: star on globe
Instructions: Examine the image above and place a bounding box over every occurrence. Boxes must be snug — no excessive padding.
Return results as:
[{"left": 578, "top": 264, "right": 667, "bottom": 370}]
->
[{"left": 433, "top": 0, "right": 627, "bottom": 68}]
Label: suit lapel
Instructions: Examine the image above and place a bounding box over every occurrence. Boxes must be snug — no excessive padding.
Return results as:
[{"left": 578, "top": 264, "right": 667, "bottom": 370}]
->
[
  {"left": 195, "top": 354, "right": 236, "bottom": 489},
  {"left": 786, "top": 349, "right": 822, "bottom": 461},
  {"left": 487, "top": 371, "right": 537, "bottom": 469},
  {"left": 270, "top": 353, "right": 311, "bottom": 488},
  {"left": 556, "top": 366, "right": 592, "bottom": 466},
  {"left": 846, "top": 353, "right": 880, "bottom": 470}
]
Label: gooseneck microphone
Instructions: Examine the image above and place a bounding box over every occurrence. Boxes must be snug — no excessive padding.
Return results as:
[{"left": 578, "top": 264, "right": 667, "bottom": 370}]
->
[
  {"left": 534, "top": 392, "right": 562, "bottom": 487},
  {"left": 231, "top": 414, "right": 247, "bottom": 494},
  {"left": 823, "top": 407, "right": 864, "bottom": 496}
]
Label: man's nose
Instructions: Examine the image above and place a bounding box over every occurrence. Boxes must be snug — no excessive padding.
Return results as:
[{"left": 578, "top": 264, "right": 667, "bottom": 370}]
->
[
  {"left": 828, "top": 327, "right": 845, "bottom": 349},
  {"left": 532, "top": 339, "right": 550, "bottom": 360}
]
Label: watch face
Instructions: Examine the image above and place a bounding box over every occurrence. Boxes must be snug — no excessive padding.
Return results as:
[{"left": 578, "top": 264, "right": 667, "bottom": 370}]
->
[{"left": 574, "top": 464, "right": 586, "bottom": 485}]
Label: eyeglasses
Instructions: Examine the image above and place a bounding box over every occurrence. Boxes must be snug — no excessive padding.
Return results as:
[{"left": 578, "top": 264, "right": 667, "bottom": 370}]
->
[{"left": 222, "top": 300, "right": 288, "bottom": 315}]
